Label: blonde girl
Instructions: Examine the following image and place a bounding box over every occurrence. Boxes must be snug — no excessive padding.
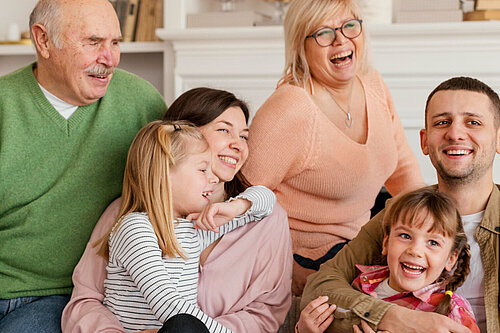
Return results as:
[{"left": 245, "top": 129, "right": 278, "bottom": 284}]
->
[{"left": 96, "top": 120, "right": 275, "bottom": 333}]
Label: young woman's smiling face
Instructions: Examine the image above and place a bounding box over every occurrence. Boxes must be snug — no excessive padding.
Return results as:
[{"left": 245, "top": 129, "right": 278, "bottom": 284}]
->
[
  {"left": 199, "top": 107, "right": 249, "bottom": 182},
  {"left": 382, "top": 215, "right": 458, "bottom": 293}
]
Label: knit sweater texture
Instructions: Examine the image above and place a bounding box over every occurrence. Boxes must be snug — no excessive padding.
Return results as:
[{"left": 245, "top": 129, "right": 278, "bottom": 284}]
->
[
  {"left": 0, "top": 63, "right": 166, "bottom": 299},
  {"left": 243, "top": 68, "right": 424, "bottom": 265}
]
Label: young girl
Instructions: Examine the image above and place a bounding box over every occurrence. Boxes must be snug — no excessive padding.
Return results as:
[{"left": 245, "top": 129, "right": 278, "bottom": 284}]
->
[
  {"left": 352, "top": 188, "right": 479, "bottom": 332},
  {"left": 96, "top": 120, "right": 275, "bottom": 333},
  {"left": 298, "top": 188, "right": 479, "bottom": 333}
]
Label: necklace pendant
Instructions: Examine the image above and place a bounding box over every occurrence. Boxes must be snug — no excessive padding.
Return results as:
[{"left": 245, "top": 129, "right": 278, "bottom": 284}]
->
[{"left": 345, "top": 113, "right": 353, "bottom": 128}]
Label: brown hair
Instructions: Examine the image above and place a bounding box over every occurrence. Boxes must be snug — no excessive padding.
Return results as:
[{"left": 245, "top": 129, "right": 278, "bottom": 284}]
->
[
  {"left": 425, "top": 76, "right": 500, "bottom": 128},
  {"left": 163, "top": 87, "right": 252, "bottom": 198},
  {"left": 95, "top": 120, "right": 208, "bottom": 259},
  {"left": 282, "top": 0, "right": 368, "bottom": 89},
  {"left": 383, "top": 188, "right": 471, "bottom": 316}
]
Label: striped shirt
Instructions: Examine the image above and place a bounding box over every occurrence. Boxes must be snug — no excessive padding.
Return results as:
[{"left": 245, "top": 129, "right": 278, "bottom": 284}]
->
[{"left": 104, "top": 185, "right": 276, "bottom": 333}]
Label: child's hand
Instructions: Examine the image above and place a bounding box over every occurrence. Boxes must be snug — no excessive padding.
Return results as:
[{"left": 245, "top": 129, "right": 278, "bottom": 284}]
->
[
  {"left": 296, "top": 296, "right": 336, "bottom": 333},
  {"left": 187, "top": 198, "right": 251, "bottom": 232}
]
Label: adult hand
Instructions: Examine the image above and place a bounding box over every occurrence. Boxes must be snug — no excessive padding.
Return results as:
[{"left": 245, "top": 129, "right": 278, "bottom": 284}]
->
[
  {"left": 378, "top": 306, "right": 472, "bottom": 333},
  {"left": 296, "top": 296, "right": 336, "bottom": 333},
  {"left": 187, "top": 198, "right": 251, "bottom": 232},
  {"left": 353, "top": 320, "right": 389, "bottom": 333}
]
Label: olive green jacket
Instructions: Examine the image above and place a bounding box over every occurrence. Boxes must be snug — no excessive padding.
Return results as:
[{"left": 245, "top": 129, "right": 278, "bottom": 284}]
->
[{"left": 301, "top": 185, "right": 500, "bottom": 332}]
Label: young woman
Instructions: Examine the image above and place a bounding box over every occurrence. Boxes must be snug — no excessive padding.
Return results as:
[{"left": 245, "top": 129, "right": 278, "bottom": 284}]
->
[{"left": 61, "top": 88, "right": 292, "bottom": 333}]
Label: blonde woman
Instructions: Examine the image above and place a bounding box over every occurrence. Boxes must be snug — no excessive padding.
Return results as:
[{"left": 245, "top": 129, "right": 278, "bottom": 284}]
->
[{"left": 242, "top": 0, "right": 424, "bottom": 300}]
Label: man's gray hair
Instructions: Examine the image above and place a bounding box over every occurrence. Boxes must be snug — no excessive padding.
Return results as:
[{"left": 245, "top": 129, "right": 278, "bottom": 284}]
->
[{"left": 29, "top": 0, "right": 63, "bottom": 49}]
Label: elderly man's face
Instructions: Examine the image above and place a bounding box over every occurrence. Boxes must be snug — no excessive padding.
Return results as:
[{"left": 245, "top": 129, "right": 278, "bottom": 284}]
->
[{"left": 48, "top": 0, "right": 122, "bottom": 105}]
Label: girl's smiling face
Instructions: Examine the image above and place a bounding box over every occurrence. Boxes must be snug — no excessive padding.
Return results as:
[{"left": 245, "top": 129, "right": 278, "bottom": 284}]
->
[
  {"left": 199, "top": 107, "right": 249, "bottom": 182},
  {"left": 169, "top": 139, "right": 218, "bottom": 218},
  {"left": 382, "top": 214, "right": 459, "bottom": 293}
]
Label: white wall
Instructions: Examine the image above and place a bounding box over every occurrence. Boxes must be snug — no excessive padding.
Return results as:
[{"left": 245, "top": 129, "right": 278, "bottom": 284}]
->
[
  {"left": 0, "top": 0, "right": 37, "bottom": 41},
  {"left": 159, "top": 22, "right": 500, "bottom": 185}
]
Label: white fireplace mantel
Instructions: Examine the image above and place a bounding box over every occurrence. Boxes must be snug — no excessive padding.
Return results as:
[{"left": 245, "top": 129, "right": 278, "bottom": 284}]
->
[{"left": 158, "top": 21, "right": 500, "bottom": 184}]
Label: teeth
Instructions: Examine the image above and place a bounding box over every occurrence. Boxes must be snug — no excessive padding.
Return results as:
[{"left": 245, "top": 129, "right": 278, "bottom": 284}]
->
[
  {"left": 447, "top": 149, "right": 470, "bottom": 155},
  {"left": 202, "top": 192, "right": 212, "bottom": 198},
  {"left": 219, "top": 156, "right": 237, "bottom": 165},
  {"left": 403, "top": 263, "right": 424, "bottom": 270},
  {"left": 402, "top": 263, "right": 425, "bottom": 275},
  {"left": 331, "top": 50, "right": 352, "bottom": 60}
]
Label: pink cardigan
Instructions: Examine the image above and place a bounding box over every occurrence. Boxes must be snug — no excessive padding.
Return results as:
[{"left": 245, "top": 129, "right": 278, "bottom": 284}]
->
[{"left": 61, "top": 198, "right": 293, "bottom": 333}]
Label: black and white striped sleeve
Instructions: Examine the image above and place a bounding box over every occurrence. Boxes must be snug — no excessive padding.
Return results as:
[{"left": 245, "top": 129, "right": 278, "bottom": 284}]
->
[
  {"left": 110, "top": 215, "right": 232, "bottom": 333},
  {"left": 197, "top": 185, "right": 276, "bottom": 250},
  {"left": 230, "top": 185, "right": 276, "bottom": 220}
]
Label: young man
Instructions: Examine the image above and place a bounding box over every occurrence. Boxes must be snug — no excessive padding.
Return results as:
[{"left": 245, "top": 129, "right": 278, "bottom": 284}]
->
[
  {"left": 0, "top": 0, "right": 166, "bottom": 331},
  {"left": 301, "top": 77, "right": 499, "bottom": 333}
]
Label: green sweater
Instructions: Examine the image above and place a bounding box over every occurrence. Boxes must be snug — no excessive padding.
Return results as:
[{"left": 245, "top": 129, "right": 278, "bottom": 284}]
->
[{"left": 0, "top": 63, "right": 166, "bottom": 299}]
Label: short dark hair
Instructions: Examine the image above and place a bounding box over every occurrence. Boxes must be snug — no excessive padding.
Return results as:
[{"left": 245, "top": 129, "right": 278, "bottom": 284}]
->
[
  {"left": 425, "top": 76, "right": 500, "bottom": 128},
  {"left": 164, "top": 87, "right": 251, "bottom": 198}
]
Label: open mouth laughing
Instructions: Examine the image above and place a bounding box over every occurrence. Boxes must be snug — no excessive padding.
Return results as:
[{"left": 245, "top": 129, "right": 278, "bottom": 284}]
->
[
  {"left": 401, "top": 262, "right": 426, "bottom": 276},
  {"left": 330, "top": 50, "right": 353, "bottom": 67},
  {"left": 202, "top": 191, "right": 212, "bottom": 200}
]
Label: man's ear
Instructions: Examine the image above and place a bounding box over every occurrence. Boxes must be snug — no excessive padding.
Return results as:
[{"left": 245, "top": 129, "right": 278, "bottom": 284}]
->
[
  {"left": 31, "top": 24, "right": 51, "bottom": 59},
  {"left": 382, "top": 234, "right": 389, "bottom": 255},
  {"left": 420, "top": 129, "right": 429, "bottom": 156},
  {"left": 445, "top": 249, "right": 459, "bottom": 272}
]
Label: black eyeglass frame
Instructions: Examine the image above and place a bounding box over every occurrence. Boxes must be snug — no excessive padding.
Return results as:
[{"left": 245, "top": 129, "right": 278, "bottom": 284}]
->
[{"left": 306, "top": 19, "right": 363, "bottom": 47}]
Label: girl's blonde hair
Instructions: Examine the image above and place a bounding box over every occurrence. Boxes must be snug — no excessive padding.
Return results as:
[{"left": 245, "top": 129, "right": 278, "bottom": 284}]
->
[
  {"left": 96, "top": 120, "right": 208, "bottom": 259},
  {"left": 281, "top": 0, "right": 368, "bottom": 89},
  {"left": 383, "top": 188, "right": 471, "bottom": 316}
]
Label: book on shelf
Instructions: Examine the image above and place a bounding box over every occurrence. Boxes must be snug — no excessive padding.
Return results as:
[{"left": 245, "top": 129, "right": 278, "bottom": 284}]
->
[
  {"left": 475, "top": 0, "right": 500, "bottom": 10},
  {"left": 113, "top": 0, "right": 128, "bottom": 36},
  {"left": 122, "top": 0, "right": 139, "bottom": 42},
  {"left": 464, "top": 9, "right": 500, "bottom": 20},
  {"left": 396, "top": 10, "right": 463, "bottom": 23},
  {"left": 398, "top": 0, "right": 460, "bottom": 11},
  {"left": 135, "top": 0, "right": 163, "bottom": 41}
]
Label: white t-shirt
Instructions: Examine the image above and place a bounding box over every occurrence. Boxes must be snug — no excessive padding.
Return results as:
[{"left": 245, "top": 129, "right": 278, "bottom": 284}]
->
[
  {"left": 456, "top": 211, "right": 486, "bottom": 332},
  {"left": 38, "top": 83, "right": 78, "bottom": 119},
  {"left": 374, "top": 278, "right": 400, "bottom": 299}
]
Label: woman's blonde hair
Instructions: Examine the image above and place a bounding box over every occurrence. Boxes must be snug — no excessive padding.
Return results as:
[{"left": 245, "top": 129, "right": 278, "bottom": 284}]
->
[
  {"left": 96, "top": 120, "right": 208, "bottom": 259},
  {"left": 281, "top": 0, "right": 368, "bottom": 88},
  {"left": 383, "top": 188, "right": 471, "bottom": 316}
]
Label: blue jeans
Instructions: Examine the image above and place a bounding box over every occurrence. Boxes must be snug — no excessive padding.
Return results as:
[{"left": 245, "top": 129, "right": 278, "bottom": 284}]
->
[{"left": 0, "top": 295, "right": 70, "bottom": 333}]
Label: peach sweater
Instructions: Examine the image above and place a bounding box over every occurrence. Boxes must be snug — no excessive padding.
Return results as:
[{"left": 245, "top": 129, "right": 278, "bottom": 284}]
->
[{"left": 242, "top": 68, "right": 424, "bottom": 284}]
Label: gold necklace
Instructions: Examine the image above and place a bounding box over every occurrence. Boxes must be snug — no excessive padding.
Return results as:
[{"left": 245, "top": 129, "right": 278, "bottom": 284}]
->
[{"left": 322, "top": 84, "right": 353, "bottom": 128}]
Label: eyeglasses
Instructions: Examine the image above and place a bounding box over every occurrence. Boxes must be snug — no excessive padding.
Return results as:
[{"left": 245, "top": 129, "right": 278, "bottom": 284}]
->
[{"left": 306, "top": 19, "right": 363, "bottom": 47}]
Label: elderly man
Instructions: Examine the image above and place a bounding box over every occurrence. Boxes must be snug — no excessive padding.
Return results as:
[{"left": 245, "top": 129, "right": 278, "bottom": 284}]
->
[
  {"left": 301, "top": 77, "right": 499, "bottom": 333},
  {"left": 0, "top": 0, "right": 166, "bottom": 331}
]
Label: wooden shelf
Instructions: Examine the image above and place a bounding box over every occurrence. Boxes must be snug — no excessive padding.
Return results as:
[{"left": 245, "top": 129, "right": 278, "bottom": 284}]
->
[{"left": 0, "top": 41, "right": 165, "bottom": 56}]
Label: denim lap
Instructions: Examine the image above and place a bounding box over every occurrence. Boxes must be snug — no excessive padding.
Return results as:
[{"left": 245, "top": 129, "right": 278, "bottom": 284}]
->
[{"left": 0, "top": 295, "right": 70, "bottom": 333}]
